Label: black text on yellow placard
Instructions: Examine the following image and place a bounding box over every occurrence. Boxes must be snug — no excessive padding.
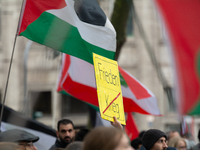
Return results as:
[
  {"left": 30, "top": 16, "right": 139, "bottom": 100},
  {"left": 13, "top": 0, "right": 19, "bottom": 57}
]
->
[{"left": 93, "top": 53, "right": 125, "bottom": 125}]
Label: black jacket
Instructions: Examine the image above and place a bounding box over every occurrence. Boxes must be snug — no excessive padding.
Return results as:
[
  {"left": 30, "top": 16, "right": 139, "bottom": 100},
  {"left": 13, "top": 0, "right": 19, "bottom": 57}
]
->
[
  {"left": 49, "top": 138, "right": 68, "bottom": 150},
  {"left": 140, "top": 145, "right": 148, "bottom": 150},
  {"left": 193, "top": 143, "right": 200, "bottom": 150}
]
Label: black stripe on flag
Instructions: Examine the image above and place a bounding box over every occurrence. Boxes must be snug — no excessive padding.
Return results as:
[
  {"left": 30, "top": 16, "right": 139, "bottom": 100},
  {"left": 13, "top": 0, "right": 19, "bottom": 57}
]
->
[{"left": 74, "top": 0, "right": 106, "bottom": 26}]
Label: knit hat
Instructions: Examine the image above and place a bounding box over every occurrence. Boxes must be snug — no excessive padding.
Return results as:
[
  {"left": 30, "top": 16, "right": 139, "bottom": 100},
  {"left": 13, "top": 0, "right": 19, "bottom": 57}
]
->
[
  {"left": 142, "top": 129, "right": 167, "bottom": 150},
  {"left": 0, "top": 129, "right": 39, "bottom": 143}
]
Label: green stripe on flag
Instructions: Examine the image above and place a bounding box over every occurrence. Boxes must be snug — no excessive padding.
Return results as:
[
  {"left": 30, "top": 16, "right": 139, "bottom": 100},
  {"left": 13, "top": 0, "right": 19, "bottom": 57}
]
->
[
  {"left": 119, "top": 72, "right": 128, "bottom": 87},
  {"left": 188, "top": 100, "right": 200, "bottom": 115},
  {"left": 19, "top": 12, "right": 115, "bottom": 64},
  {"left": 87, "top": 103, "right": 99, "bottom": 111},
  {"left": 59, "top": 90, "right": 71, "bottom": 96}
]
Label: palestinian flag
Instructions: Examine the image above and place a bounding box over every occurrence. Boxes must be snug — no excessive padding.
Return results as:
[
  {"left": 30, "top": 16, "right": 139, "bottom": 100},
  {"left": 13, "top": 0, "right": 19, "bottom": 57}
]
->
[
  {"left": 125, "top": 112, "right": 139, "bottom": 141},
  {"left": 18, "top": 0, "right": 116, "bottom": 64},
  {"left": 0, "top": 103, "right": 56, "bottom": 150},
  {"left": 154, "top": 0, "right": 200, "bottom": 115},
  {"left": 57, "top": 54, "right": 161, "bottom": 115}
]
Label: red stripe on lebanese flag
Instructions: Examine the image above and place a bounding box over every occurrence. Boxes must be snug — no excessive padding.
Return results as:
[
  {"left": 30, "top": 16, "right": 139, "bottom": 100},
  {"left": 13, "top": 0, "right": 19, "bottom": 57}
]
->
[
  {"left": 18, "top": 0, "right": 66, "bottom": 35},
  {"left": 57, "top": 54, "right": 161, "bottom": 115}
]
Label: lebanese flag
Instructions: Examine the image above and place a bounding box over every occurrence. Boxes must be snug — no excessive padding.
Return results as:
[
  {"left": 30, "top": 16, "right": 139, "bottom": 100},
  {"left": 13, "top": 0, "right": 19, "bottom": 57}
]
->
[
  {"left": 18, "top": 0, "right": 116, "bottom": 64},
  {"left": 57, "top": 54, "right": 161, "bottom": 115},
  {"left": 154, "top": 0, "right": 200, "bottom": 115},
  {"left": 125, "top": 112, "right": 139, "bottom": 141}
]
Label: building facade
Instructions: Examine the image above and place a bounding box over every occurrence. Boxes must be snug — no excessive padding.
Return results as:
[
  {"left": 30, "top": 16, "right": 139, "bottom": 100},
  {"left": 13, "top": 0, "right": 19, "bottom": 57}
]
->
[{"left": 0, "top": 0, "right": 199, "bottom": 142}]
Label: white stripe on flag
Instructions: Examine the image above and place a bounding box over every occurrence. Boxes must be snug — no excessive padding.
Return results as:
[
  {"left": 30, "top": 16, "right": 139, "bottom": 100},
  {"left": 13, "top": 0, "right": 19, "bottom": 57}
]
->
[{"left": 47, "top": 0, "right": 116, "bottom": 52}]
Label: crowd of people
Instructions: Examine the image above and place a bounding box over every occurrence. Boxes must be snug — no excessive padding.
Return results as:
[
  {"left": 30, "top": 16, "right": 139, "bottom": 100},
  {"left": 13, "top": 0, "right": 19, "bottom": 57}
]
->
[{"left": 0, "top": 116, "right": 199, "bottom": 150}]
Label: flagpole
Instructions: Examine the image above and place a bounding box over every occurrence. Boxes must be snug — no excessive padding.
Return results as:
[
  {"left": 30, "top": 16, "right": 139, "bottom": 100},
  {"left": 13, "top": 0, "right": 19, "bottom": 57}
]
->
[
  {"left": 130, "top": 0, "right": 177, "bottom": 108},
  {"left": 0, "top": 34, "right": 18, "bottom": 133},
  {"left": 130, "top": 0, "right": 168, "bottom": 88},
  {"left": 0, "top": 0, "right": 26, "bottom": 133}
]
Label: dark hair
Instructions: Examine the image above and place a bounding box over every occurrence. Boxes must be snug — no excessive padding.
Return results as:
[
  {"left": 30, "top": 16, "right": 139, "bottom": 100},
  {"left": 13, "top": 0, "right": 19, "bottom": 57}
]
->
[
  {"left": 198, "top": 129, "right": 200, "bottom": 141},
  {"left": 139, "top": 130, "right": 146, "bottom": 138},
  {"left": 75, "top": 129, "right": 90, "bottom": 141},
  {"left": 57, "top": 119, "right": 74, "bottom": 131},
  {"left": 131, "top": 138, "right": 142, "bottom": 149},
  {"left": 65, "top": 141, "right": 83, "bottom": 150}
]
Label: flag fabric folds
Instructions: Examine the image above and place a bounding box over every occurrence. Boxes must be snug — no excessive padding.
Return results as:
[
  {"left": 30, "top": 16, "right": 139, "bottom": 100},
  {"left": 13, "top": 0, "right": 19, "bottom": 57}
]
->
[
  {"left": 57, "top": 54, "right": 161, "bottom": 115},
  {"left": 125, "top": 112, "right": 139, "bottom": 141},
  {"left": 18, "top": 0, "right": 116, "bottom": 64},
  {"left": 0, "top": 103, "right": 56, "bottom": 150},
  {"left": 181, "top": 116, "right": 189, "bottom": 136},
  {"left": 154, "top": 0, "right": 200, "bottom": 115}
]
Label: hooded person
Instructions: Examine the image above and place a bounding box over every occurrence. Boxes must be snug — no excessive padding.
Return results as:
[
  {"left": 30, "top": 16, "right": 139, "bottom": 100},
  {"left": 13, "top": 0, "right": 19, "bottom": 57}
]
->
[
  {"left": 140, "top": 129, "right": 168, "bottom": 150},
  {"left": 0, "top": 129, "right": 39, "bottom": 150}
]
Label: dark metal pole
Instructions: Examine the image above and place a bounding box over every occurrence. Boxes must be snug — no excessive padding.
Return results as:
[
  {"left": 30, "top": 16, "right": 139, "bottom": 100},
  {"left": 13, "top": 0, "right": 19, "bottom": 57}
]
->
[
  {"left": 0, "top": 0, "right": 26, "bottom": 133},
  {"left": 0, "top": 34, "right": 17, "bottom": 133}
]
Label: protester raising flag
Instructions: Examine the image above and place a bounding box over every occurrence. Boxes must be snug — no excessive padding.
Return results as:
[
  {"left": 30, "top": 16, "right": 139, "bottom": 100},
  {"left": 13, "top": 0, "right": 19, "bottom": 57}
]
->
[
  {"left": 153, "top": 0, "right": 200, "bottom": 115},
  {"left": 57, "top": 54, "right": 161, "bottom": 115},
  {"left": 18, "top": 0, "right": 116, "bottom": 64}
]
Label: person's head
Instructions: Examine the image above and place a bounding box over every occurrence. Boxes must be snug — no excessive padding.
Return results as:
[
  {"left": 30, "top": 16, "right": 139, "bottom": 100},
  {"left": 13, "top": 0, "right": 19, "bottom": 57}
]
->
[
  {"left": 0, "top": 129, "right": 39, "bottom": 150},
  {"left": 83, "top": 126, "right": 133, "bottom": 150},
  {"left": 182, "top": 133, "right": 194, "bottom": 140},
  {"left": 168, "top": 131, "right": 180, "bottom": 141},
  {"left": 57, "top": 119, "right": 75, "bottom": 145},
  {"left": 75, "top": 128, "right": 90, "bottom": 141},
  {"left": 142, "top": 129, "right": 168, "bottom": 150},
  {"left": 168, "top": 137, "right": 187, "bottom": 150},
  {"left": 131, "top": 138, "right": 142, "bottom": 149},
  {"left": 0, "top": 142, "right": 20, "bottom": 150},
  {"left": 65, "top": 141, "right": 83, "bottom": 150},
  {"left": 139, "top": 131, "right": 146, "bottom": 138}
]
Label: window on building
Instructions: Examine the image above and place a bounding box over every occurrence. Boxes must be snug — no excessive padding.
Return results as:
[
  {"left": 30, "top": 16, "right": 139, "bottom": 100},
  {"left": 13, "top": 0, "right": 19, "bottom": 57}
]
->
[
  {"left": 164, "top": 86, "right": 176, "bottom": 112},
  {"left": 29, "top": 91, "right": 52, "bottom": 118},
  {"left": 61, "top": 94, "right": 89, "bottom": 116},
  {"left": 165, "top": 124, "right": 181, "bottom": 135}
]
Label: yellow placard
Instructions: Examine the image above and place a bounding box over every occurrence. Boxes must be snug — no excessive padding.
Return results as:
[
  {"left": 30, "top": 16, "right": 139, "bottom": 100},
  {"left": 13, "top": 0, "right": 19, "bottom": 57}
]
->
[{"left": 93, "top": 53, "right": 126, "bottom": 125}]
